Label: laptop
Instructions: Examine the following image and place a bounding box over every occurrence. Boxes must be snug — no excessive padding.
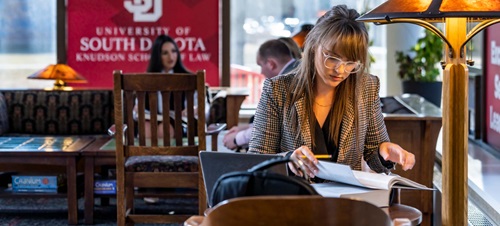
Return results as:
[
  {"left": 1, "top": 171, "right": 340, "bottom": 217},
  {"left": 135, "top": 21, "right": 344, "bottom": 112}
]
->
[{"left": 199, "top": 151, "right": 288, "bottom": 207}]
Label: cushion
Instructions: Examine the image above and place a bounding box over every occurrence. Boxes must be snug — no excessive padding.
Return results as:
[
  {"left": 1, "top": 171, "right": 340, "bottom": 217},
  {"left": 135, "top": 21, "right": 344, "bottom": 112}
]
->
[
  {"left": 0, "top": 93, "right": 8, "bottom": 135},
  {"left": 125, "top": 155, "right": 198, "bottom": 172}
]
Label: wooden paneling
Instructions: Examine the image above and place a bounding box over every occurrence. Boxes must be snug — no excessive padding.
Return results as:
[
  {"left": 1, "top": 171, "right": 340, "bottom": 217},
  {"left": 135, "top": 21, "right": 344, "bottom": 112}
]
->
[{"left": 384, "top": 117, "right": 442, "bottom": 226}]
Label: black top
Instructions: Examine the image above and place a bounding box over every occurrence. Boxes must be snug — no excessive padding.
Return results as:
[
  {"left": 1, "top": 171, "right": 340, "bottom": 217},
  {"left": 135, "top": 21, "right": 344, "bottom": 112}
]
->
[
  {"left": 313, "top": 110, "right": 340, "bottom": 162},
  {"left": 145, "top": 92, "right": 186, "bottom": 113},
  {"left": 313, "top": 109, "right": 395, "bottom": 170},
  {"left": 310, "top": 110, "right": 339, "bottom": 183},
  {"left": 144, "top": 86, "right": 211, "bottom": 113}
]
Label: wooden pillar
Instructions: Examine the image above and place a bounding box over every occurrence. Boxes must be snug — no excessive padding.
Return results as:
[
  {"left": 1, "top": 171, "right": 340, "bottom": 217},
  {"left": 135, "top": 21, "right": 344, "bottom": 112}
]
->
[
  {"left": 442, "top": 17, "right": 468, "bottom": 226},
  {"left": 221, "top": 0, "right": 230, "bottom": 86},
  {"left": 56, "top": 0, "right": 66, "bottom": 63}
]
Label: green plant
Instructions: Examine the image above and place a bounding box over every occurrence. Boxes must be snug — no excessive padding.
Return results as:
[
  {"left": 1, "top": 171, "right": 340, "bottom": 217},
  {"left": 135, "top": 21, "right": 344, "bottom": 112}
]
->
[{"left": 395, "top": 29, "right": 443, "bottom": 82}]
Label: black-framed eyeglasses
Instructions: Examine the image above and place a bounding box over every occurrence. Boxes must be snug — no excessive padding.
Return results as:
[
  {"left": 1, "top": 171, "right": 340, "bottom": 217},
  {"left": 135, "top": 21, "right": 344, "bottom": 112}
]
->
[{"left": 322, "top": 51, "right": 362, "bottom": 73}]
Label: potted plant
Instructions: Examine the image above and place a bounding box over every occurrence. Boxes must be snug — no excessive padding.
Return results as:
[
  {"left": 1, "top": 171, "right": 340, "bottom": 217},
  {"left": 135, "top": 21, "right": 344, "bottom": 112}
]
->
[{"left": 395, "top": 29, "right": 443, "bottom": 107}]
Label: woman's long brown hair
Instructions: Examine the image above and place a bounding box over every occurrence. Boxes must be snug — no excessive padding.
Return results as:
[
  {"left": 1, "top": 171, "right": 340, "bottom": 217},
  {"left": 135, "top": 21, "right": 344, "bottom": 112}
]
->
[{"left": 288, "top": 5, "right": 369, "bottom": 148}]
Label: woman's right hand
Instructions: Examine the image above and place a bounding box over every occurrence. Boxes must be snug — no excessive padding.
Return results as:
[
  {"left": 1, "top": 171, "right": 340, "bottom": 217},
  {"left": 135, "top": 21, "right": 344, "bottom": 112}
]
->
[{"left": 287, "top": 146, "right": 319, "bottom": 178}]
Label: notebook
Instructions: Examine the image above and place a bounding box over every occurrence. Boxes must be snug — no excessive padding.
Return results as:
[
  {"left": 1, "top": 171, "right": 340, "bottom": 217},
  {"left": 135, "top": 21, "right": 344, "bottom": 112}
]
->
[{"left": 199, "top": 151, "right": 288, "bottom": 207}]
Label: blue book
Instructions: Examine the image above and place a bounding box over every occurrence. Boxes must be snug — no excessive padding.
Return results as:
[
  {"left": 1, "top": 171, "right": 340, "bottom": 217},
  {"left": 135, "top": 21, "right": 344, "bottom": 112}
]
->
[
  {"left": 11, "top": 175, "right": 59, "bottom": 190},
  {"left": 12, "top": 188, "right": 58, "bottom": 193},
  {"left": 94, "top": 180, "right": 116, "bottom": 195}
]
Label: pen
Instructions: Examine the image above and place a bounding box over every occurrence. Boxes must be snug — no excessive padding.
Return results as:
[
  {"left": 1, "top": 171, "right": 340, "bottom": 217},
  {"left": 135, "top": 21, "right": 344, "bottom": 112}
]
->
[{"left": 301, "top": 155, "right": 332, "bottom": 159}]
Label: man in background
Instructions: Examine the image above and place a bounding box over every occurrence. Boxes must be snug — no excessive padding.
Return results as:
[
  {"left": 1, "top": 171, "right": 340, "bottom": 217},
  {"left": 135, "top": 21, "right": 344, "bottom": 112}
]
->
[{"left": 222, "top": 38, "right": 300, "bottom": 151}]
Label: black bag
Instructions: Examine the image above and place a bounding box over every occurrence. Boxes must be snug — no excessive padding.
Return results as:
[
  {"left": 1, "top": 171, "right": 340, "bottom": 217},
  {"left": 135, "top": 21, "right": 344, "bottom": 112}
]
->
[{"left": 210, "top": 155, "right": 319, "bottom": 206}]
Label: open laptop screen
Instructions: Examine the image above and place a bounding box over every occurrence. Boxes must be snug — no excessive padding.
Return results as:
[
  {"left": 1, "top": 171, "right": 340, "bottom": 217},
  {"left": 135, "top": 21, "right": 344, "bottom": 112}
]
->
[{"left": 199, "top": 151, "right": 288, "bottom": 207}]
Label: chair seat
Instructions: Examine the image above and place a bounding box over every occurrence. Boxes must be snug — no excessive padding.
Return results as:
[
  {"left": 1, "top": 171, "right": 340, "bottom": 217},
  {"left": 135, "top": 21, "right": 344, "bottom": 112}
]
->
[{"left": 125, "top": 156, "right": 199, "bottom": 172}]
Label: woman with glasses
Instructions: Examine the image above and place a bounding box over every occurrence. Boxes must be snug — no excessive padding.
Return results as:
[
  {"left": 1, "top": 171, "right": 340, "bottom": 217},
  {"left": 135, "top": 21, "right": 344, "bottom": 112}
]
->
[{"left": 248, "top": 5, "right": 415, "bottom": 178}]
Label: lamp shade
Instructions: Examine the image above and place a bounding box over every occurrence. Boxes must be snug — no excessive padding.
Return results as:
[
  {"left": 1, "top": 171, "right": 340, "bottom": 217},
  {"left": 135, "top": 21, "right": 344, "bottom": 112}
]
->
[
  {"left": 28, "top": 64, "right": 87, "bottom": 88},
  {"left": 357, "top": 0, "right": 500, "bottom": 22}
]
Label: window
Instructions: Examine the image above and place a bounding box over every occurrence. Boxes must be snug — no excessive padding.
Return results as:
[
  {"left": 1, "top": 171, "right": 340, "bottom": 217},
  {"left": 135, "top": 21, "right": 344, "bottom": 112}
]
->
[
  {"left": 0, "top": 0, "right": 57, "bottom": 89},
  {"left": 229, "top": 0, "right": 387, "bottom": 108}
]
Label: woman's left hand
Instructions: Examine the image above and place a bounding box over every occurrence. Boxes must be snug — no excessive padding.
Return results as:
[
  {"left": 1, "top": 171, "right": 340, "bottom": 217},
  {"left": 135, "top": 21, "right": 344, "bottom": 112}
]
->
[{"left": 379, "top": 142, "right": 415, "bottom": 171}]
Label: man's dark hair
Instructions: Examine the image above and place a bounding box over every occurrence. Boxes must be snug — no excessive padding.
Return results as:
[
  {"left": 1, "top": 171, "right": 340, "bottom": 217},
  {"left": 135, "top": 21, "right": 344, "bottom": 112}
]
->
[{"left": 258, "top": 39, "right": 293, "bottom": 64}]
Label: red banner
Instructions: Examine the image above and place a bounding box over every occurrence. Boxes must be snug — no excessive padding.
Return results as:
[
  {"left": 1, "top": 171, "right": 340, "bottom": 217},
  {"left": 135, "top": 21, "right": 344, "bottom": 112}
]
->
[
  {"left": 67, "top": 0, "right": 220, "bottom": 88},
  {"left": 485, "top": 24, "right": 500, "bottom": 150}
]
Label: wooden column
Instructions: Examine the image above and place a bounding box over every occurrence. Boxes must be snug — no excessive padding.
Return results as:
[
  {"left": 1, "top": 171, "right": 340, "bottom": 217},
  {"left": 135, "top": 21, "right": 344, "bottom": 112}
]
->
[
  {"left": 442, "top": 18, "right": 468, "bottom": 226},
  {"left": 56, "top": 0, "right": 66, "bottom": 63},
  {"left": 221, "top": 0, "right": 230, "bottom": 86}
]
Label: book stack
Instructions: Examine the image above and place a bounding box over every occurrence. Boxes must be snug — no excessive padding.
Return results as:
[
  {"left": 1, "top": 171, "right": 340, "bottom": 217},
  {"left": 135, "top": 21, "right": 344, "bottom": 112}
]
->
[{"left": 11, "top": 175, "right": 61, "bottom": 193}]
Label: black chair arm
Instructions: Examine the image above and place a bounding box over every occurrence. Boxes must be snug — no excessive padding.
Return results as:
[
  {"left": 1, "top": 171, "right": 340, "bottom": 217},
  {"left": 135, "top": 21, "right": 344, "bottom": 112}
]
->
[
  {"left": 206, "top": 123, "right": 227, "bottom": 135},
  {"left": 206, "top": 123, "right": 227, "bottom": 151}
]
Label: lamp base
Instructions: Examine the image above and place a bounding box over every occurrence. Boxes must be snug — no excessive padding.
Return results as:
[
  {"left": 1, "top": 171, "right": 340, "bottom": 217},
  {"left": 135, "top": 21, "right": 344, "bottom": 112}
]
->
[
  {"left": 46, "top": 80, "right": 74, "bottom": 91},
  {"left": 53, "top": 79, "right": 67, "bottom": 90}
]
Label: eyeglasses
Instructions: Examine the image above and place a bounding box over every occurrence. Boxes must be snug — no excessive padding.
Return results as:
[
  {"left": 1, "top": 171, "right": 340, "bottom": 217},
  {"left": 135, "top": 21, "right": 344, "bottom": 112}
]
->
[{"left": 322, "top": 51, "right": 362, "bottom": 73}]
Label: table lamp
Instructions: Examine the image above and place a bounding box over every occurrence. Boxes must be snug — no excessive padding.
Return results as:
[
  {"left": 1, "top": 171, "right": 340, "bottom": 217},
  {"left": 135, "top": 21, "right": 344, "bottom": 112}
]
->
[
  {"left": 28, "top": 63, "right": 87, "bottom": 90},
  {"left": 357, "top": 1, "right": 500, "bottom": 225}
]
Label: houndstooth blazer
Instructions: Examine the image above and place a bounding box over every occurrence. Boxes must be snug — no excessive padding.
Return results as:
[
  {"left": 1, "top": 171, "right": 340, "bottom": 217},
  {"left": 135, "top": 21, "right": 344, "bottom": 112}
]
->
[{"left": 248, "top": 73, "right": 391, "bottom": 173}]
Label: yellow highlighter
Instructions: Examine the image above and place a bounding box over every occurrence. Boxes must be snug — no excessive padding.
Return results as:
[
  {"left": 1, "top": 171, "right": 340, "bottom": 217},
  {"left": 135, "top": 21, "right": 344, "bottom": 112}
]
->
[{"left": 301, "top": 155, "right": 332, "bottom": 159}]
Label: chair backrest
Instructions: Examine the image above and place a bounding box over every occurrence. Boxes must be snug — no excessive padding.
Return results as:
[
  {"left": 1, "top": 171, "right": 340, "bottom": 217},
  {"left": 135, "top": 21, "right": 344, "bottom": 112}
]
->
[
  {"left": 202, "top": 196, "right": 392, "bottom": 226},
  {"left": 113, "top": 70, "right": 207, "bottom": 159}
]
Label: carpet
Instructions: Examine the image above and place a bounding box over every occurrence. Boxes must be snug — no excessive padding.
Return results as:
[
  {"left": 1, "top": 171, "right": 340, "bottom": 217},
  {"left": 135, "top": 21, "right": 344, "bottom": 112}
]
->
[{"left": 0, "top": 196, "right": 198, "bottom": 226}]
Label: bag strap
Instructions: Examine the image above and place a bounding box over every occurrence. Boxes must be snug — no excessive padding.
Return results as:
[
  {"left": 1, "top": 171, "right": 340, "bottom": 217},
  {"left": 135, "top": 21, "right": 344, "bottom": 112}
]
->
[{"left": 248, "top": 155, "right": 291, "bottom": 172}]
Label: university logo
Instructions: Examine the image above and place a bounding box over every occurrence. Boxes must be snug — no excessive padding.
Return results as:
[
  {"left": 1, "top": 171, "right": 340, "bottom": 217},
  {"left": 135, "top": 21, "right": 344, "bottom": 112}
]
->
[{"left": 124, "top": 0, "right": 162, "bottom": 22}]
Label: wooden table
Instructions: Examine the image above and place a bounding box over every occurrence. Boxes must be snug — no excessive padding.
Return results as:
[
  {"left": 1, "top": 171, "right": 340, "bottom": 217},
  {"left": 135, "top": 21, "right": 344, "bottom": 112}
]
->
[
  {"left": 81, "top": 137, "right": 116, "bottom": 225},
  {"left": 81, "top": 135, "right": 225, "bottom": 224},
  {"left": 0, "top": 136, "right": 94, "bottom": 225},
  {"left": 210, "top": 87, "right": 249, "bottom": 129},
  {"left": 386, "top": 203, "right": 422, "bottom": 226}
]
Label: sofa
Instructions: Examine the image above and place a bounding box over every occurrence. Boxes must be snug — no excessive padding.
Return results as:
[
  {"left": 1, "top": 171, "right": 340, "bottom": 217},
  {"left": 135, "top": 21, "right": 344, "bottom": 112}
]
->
[{"left": 0, "top": 89, "right": 114, "bottom": 136}]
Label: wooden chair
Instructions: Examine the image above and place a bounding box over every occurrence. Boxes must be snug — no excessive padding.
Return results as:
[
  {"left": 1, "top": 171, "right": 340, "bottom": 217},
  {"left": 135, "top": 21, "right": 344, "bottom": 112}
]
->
[
  {"left": 198, "top": 195, "right": 393, "bottom": 226},
  {"left": 113, "top": 70, "right": 224, "bottom": 225}
]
